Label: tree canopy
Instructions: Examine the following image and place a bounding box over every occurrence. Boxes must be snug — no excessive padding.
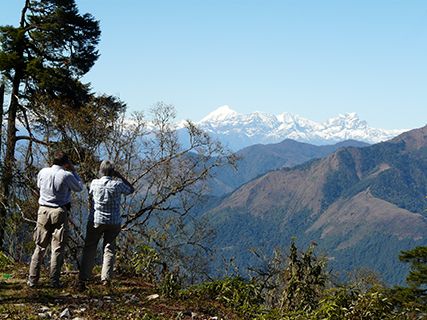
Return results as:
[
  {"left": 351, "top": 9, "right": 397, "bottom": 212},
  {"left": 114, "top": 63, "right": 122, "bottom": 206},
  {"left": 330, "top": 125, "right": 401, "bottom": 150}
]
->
[
  {"left": 399, "top": 246, "right": 427, "bottom": 290},
  {"left": 0, "top": 0, "right": 117, "bottom": 248}
]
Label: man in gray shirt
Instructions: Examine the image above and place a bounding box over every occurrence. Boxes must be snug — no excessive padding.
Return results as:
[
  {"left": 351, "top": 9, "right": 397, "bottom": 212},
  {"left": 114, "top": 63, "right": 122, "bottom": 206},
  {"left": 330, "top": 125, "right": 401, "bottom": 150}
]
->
[{"left": 28, "top": 151, "right": 83, "bottom": 288}]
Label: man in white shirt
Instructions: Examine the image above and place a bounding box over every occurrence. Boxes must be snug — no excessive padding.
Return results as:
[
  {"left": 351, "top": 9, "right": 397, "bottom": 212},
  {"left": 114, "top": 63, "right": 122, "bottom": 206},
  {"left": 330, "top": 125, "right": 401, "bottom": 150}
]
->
[{"left": 28, "top": 151, "right": 83, "bottom": 288}]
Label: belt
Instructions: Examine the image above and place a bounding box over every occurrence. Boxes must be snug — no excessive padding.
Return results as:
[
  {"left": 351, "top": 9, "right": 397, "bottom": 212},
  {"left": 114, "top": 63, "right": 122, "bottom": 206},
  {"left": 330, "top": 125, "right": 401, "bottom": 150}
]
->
[
  {"left": 41, "top": 204, "right": 60, "bottom": 208},
  {"left": 41, "top": 203, "right": 71, "bottom": 210}
]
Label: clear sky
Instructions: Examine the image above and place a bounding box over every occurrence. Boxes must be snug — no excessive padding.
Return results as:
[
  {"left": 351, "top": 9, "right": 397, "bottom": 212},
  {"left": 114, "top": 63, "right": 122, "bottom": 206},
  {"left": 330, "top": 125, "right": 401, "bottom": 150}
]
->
[{"left": 1, "top": 1, "right": 427, "bottom": 129}]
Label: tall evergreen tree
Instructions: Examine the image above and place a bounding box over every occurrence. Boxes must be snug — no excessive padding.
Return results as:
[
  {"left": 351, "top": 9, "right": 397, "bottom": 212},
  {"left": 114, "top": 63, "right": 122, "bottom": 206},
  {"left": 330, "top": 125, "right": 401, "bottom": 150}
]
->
[
  {"left": 0, "top": 0, "right": 102, "bottom": 248},
  {"left": 399, "top": 246, "right": 427, "bottom": 290}
]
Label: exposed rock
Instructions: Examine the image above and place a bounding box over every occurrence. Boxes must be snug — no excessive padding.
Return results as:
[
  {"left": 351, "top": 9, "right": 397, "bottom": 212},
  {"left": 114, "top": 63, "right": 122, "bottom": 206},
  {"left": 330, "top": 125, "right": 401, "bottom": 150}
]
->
[
  {"left": 60, "top": 308, "right": 71, "bottom": 318},
  {"left": 146, "top": 294, "right": 159, "bottom": 301}
]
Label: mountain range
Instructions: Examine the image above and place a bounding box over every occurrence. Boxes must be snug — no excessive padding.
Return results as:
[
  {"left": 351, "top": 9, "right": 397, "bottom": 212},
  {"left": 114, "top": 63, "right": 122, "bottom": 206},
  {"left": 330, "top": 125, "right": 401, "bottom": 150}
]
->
[
  {"left": 204, "top": 125, "right": 427, "bottom": 284},
  {"left": 209, "top": 139, "right": 369, "bottom": 196},
  {"left": 195, "top": 106, "right": 405, "bottom": 150}
]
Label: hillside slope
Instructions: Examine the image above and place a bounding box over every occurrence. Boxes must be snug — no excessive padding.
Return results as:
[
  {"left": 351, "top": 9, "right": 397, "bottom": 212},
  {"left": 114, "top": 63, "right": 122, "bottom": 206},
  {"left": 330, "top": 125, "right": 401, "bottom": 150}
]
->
[
  {"left": 209, "top": 139, "right": 369, "bottom": 196},
  {"left": 206, "top": 126, "right": 427, "bottom": 284}
]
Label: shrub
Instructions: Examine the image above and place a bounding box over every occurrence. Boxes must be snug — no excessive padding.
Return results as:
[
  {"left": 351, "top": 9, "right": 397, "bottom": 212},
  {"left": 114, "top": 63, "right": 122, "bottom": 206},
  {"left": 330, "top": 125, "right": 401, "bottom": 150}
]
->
[
  {"left": 0, "top": 251, "right": 14, "bottom": 272},
  {"left": 183, "top": 277, "right": 264, "bottom": 318},
  {"left": 159, "top": 271, "right": 181, "bottom": 298}
]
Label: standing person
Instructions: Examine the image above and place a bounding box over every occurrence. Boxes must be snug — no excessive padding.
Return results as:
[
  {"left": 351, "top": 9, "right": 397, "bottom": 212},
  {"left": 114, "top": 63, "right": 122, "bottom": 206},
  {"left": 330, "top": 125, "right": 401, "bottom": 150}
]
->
[
  {"left": 28, "top": 151, "right": 84, "bottom": 288},
  {"left": 78, "top": 160, "right": 134, "bottom": 290}
]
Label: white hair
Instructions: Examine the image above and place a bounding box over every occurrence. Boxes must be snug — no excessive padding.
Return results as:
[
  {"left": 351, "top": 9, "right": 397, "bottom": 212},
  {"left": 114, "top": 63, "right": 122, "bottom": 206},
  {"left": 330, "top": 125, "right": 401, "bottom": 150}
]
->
[{"left": 99, "top": 160, "right": 115, "bottom": 177}]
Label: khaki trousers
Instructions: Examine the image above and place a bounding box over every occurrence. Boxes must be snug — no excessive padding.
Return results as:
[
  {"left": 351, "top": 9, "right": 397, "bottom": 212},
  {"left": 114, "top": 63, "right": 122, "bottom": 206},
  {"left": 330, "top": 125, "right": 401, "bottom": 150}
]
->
[
  {"left": 29, "top": 206, "right": 68, "bottom": 285},
  {"left": 79, "top": 222, "right": 121, "bottom": 282}
]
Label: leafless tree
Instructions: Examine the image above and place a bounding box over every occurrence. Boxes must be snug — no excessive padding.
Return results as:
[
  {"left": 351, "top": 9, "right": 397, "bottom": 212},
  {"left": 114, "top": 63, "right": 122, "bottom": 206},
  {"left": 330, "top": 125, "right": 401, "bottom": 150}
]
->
[
  {"left": 102, "top": 102, "right": 236, "bottom": 283},
  {"left": 7, "top": 101, "right": 235, "bottom": 283}
]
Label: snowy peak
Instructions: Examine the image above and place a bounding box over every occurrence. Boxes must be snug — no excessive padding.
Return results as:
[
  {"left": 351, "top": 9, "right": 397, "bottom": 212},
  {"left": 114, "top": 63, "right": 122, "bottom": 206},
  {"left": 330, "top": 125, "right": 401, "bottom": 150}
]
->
[
  {"left": 196, "top": 107, "right": 406, "bottom": 150},
  {"left": 326, "top": 112, "right": 367, "bottom": 130},
  {"left": 200, "top": 105, "right": 238, "bottom": 122}
]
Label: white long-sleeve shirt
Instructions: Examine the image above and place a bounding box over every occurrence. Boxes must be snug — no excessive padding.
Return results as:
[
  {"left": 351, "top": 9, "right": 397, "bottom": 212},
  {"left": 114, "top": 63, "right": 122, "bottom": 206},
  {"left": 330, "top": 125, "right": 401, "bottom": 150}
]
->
[{"left": 37, "top": 165, "right": 83, "bottom": 207}]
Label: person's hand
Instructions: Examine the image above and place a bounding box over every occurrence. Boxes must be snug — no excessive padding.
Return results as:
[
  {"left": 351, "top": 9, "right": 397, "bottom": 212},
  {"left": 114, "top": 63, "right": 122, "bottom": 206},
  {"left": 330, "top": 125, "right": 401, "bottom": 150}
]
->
[
  {"left": 64, "top": 162, "right": 75, "bottom": 172},
  {"left": 114, "top": 170, "right": 123, "bottom": 179}
]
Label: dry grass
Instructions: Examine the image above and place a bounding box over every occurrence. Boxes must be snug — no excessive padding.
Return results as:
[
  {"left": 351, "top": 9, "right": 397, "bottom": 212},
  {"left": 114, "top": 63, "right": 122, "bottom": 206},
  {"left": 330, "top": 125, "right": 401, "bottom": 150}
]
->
[{"left": 0, "top": 265, "right": 236, "bottom": 320}]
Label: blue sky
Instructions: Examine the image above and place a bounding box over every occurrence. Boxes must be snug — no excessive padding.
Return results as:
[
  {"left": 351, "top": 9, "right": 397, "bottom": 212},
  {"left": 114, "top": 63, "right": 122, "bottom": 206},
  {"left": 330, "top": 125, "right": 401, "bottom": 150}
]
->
[{"left": 2, "top": 1, "right": 427, "bottom": 129}]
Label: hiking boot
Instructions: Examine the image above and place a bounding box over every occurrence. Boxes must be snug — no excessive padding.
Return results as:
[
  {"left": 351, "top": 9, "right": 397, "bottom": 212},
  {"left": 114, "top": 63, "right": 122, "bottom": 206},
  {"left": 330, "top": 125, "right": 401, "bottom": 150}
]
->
[
  {"left": 27, "top": 279, "right": 37, "bottom": 288},
  {"left": 77, "top": 281, "right": 87, "bottom": 292},
  {"left": 49, "top": 281, "right": 64, "bottom": 289},
  {"left": 101, "top": 279, "right": 111, "bottom": 287}
]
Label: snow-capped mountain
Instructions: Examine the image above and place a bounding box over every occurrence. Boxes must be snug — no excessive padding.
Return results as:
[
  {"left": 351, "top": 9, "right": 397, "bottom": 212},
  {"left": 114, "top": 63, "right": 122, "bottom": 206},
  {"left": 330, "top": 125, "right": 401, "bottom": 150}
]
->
[{"left": 195, "top": 105, "right": 405, "bottom": 150}]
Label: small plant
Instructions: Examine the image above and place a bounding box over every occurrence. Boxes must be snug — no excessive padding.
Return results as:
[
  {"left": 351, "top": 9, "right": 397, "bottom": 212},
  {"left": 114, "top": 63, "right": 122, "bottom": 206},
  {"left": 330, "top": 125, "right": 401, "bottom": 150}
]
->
[
  {"left": 131, "top": 245, "right": 161, "bottom": 280},
  {"left": 280, "top": 241, "right": 327, "bottom": 313},
  {"left": 346, "top": 291, "right": 394, "bottom": 319},
  {"left": 183, "top": 277, "right": 264, "bottom": 318},
  {"left": 117, "top": 244, "right": 162, "bottom": 280},
  {"left": 141, "top": 313, "right": 163, "bottom": 320},
  {"left": 159, "top": 271, "right": 181, "bottom": 298},
  {"left": 0, "top": 251, "right": 14, "bottom": 272}
]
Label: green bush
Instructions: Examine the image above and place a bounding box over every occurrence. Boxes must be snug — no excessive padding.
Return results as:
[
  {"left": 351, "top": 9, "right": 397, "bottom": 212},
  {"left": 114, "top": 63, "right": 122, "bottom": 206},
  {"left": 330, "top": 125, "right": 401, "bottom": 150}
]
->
[
  {"left": 279, "top": 241, "right": 327, "bottom": 313},
  {"left": 346, "top": 291, "right": 394, "bottom": 319},
  {"left": 117, "top": 244, "right": 162, "bottom": 281},
  {"left": 0, "top": 251, "right": 14, "bottom": 272},
  {"left": 183, "top": 277, "right": 265, "bottom": 317},
  {"left": 159, "top": 271, "right": 181, "bottom": 298},
  {"left": 312, "top": 287, "right": 418, "bottom": 320},
  {"left": 131, "top": 245, "right": 161, "bottom": 280}
]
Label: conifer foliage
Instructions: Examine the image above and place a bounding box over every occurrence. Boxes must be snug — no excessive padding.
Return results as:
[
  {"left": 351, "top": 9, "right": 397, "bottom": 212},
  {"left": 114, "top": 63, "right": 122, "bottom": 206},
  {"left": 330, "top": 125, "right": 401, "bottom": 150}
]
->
[
  {"left": 0, "top": 0, "right": 119, "bottom": 249},
  {"left": 399, "top": 246, "right": 427, "bottom": 290}
]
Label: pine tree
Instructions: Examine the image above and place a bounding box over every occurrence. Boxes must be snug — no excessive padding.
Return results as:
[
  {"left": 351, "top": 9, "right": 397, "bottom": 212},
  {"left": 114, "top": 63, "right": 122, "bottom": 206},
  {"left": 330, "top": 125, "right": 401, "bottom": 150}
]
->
[
  {"left": 0, "top": 0, "right": 101, "bottom": 248},
  {"left": 399, "top": 246, "right": 427, "bottom": 290},
  {"left": 280, "top": 241, "right": 327, "bottom": 313}
]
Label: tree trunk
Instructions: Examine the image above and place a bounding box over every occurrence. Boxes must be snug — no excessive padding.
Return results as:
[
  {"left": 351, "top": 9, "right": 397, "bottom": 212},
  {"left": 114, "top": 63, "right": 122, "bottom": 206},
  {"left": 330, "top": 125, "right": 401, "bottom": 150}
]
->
[
  {"left": 0, "top": 0, "right": 29, "bottom": 249},
  {"left": 0, "top": 74, "right": 22, "bottom": 249},
  {"left": 0, "top": 82, "right": 4, "bottom": 250},
  {"left": 0, "top": 83, "right": 4, "bottom": 160}
]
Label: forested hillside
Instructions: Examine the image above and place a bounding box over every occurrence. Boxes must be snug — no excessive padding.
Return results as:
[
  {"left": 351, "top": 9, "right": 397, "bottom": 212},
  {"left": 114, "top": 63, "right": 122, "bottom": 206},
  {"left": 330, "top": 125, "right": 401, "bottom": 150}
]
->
[
  {"left": 206, "top": 126, "right": 427, "bottom": 285},
  {"left": 209, "top": 139, "right": 369, "bottom": 196}
]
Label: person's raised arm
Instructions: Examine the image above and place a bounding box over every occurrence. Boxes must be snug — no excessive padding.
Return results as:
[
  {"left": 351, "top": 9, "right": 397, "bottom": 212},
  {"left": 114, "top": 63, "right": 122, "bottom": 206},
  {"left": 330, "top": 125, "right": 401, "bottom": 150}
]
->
[
  {"left": 113, "top": 170, "right": 135, "bottom": 194},
  {"left": 37, "top": 170, "right": 42, "bottom": 189},
  {"left": 64, "top": 162, "right": 84, "bottom": 192}
]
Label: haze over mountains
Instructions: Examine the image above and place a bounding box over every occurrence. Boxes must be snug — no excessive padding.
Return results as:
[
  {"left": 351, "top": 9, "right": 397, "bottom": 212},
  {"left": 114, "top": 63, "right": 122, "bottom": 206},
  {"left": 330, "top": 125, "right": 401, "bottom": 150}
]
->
[
  {"left": 209, "top": 139, "right": 369, "bottom": 196},
  {"left": 196, "top": 106, "right": 405, "bottom": 150},
  {"left": 204, "top": 125, "right": 427, "bottom": 284}
]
